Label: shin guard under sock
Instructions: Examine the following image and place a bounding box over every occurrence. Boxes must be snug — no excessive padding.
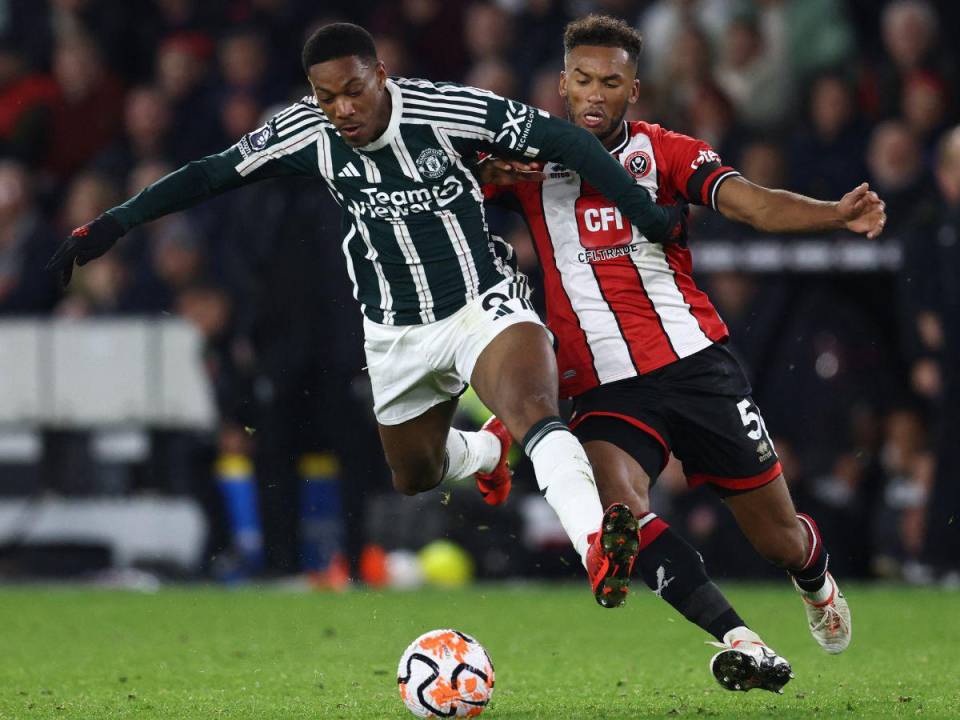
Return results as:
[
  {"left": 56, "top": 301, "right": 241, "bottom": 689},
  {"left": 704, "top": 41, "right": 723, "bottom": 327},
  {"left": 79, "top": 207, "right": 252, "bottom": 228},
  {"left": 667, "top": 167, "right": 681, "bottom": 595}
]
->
[
  {"left": 791, "top": 513, "right": 830, "bottom": 597},
  {"left": 523, "top": 417, "right": 603, "bottom": 562},
  {"left": 636, "top": 512, "right": 745, "bottom": 642}
]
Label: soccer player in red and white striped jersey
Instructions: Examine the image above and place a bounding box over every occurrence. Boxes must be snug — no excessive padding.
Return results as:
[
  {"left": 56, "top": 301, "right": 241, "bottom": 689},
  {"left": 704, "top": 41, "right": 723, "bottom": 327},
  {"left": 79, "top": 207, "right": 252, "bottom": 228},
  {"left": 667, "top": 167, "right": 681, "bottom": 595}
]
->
[{"left": 481, "top": 15, "right": 885, "bottom": 692}]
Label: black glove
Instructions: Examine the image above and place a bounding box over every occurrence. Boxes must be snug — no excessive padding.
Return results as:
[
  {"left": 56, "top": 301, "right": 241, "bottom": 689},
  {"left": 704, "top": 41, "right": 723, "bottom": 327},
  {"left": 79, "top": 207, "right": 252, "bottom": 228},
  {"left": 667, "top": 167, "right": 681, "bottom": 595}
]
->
[
  {"left": 660, "top": 202, "right": 689, "bottom": 247},
  {"left": 45, "top": 213, "right": 126, "bottom": 287}
]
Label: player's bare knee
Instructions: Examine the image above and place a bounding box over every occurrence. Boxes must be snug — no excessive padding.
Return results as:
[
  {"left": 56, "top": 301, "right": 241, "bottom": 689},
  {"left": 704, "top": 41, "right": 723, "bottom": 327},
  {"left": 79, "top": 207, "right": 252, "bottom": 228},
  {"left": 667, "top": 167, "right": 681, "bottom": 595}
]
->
[
  {"left": 390, "top": 460, "right": 443, "bottom": 496},
  {"left": 391, "top": 471, "right": 437, "bottom": 496},
  {"left": 391, "top": 473, "right": 419, "bottom": 495}
]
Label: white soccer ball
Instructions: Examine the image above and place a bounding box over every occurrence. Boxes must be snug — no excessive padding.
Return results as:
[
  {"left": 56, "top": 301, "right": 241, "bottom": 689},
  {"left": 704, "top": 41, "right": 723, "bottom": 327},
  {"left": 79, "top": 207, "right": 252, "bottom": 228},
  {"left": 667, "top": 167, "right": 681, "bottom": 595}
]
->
[{"left": 397, "top": 629, "right": 495, "bottom": 718}]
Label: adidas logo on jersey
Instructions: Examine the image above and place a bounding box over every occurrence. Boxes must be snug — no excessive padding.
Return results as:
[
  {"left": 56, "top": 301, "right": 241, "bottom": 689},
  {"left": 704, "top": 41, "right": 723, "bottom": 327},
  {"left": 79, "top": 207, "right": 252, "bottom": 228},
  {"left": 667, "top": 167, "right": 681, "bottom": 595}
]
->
[{"left": 337, "top": 162, "right": 361, "bottom": 178}]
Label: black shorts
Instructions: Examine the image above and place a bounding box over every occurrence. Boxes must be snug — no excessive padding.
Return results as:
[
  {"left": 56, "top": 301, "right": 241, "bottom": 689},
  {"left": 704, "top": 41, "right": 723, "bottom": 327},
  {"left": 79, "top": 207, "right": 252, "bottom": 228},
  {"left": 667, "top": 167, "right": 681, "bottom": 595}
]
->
[{"left": 570, "top": 344, "right": 781, "bottom": 495}]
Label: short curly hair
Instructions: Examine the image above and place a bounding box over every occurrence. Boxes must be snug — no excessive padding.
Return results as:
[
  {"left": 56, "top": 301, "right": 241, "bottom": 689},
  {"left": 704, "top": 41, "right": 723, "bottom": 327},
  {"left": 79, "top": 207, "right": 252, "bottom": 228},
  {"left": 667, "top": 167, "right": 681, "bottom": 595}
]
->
[
  {"left": 302, "top": 23, "right": 377, "bottom": 74},
  {"left": 563, "top": 14, "right": 643, "bottom": 72}
]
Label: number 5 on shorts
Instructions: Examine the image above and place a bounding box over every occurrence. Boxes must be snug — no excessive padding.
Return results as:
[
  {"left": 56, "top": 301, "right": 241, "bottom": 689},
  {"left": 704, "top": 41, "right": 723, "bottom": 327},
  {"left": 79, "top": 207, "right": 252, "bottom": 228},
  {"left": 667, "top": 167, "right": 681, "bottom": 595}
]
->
[{"left": 737, "top": 398, "right": 771, "bottom": 443}]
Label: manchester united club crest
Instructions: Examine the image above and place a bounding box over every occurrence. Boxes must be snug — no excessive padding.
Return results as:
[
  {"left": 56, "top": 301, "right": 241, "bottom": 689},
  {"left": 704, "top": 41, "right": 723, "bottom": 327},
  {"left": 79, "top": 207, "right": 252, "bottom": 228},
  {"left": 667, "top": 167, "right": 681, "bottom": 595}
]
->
[
  {"left": 416, "top": 148, "right": 450, "bottom": 179},
  {"left": 624, "top": 150, "right": 652, "bottom": 179}
]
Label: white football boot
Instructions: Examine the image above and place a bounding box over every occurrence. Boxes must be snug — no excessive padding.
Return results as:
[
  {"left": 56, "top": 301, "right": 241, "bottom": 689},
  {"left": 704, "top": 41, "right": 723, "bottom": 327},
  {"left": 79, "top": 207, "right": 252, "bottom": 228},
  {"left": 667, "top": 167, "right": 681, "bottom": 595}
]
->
[
  {"left": 709, "top": 627, "right": 793, "bottom": 694},
  {"left": 796, "top": 571, "right": 851, "bottom": 654}
]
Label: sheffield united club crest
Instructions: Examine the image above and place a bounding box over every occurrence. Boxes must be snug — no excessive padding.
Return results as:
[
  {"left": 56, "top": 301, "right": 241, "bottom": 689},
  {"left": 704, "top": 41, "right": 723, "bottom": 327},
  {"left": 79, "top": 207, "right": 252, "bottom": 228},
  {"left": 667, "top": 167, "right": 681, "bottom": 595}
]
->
[{"left": 624, "top": 150, "right": 652, "bottom": 179}]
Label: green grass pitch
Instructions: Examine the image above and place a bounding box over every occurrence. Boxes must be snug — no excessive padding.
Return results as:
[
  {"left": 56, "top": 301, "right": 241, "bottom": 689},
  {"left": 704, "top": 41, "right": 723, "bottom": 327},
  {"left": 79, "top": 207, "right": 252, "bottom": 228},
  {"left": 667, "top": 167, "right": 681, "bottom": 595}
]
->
[{"left": 0, "top": 584, "right": 957, "bottom": 718}]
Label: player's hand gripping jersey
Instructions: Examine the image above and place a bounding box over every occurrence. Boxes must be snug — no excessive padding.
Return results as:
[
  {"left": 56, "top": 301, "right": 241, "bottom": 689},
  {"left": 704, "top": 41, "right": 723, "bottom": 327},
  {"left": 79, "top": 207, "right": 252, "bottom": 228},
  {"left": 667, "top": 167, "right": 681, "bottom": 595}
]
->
[
  {"left": 484, "top": 121, "right": 740, "bottom": 397},
  {"left": 101, "top": 79, "right": 682, "bottom": 326}
]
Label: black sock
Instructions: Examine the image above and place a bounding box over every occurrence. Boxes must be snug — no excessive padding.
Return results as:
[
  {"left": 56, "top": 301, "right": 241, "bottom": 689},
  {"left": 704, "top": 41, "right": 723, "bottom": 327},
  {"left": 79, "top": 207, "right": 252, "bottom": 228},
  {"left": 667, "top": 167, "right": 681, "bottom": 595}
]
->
[
  {"left": 791, "top": 513, "right": 829, "bottom": 592},
  {"left": 635, "top": 513, "right": 745, "bottom": 642}
]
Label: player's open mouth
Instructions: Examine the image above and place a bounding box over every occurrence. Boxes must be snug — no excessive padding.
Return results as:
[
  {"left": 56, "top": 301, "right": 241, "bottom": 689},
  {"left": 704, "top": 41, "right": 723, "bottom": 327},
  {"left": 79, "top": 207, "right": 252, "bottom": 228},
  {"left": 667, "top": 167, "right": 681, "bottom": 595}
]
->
[
  {"left": 583, "top": 111, "right": 605, "bottom": 128},
  {"left": 340, "top": 124, "right": 363, "bottom": 138}
]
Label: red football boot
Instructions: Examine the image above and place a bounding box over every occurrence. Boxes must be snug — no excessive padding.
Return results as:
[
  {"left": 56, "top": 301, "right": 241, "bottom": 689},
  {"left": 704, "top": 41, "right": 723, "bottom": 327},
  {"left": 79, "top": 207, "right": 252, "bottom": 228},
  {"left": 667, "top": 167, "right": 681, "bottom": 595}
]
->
[
  {"left": 474, "top": 417, "right": 512, "bottom": 506},
  {"left": 586, "top": 503, "right": 640, "bottom": 608}
]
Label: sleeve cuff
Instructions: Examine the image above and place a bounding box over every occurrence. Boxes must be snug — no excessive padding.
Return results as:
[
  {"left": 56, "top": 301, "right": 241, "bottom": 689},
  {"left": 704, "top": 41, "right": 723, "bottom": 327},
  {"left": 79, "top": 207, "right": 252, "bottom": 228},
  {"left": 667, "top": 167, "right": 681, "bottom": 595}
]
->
[
  {"left": 686, "top": 160, "right": 740, "bottom": 210},
  {"left": 705, "top": 168, "right": 740, "bottom": 211}
]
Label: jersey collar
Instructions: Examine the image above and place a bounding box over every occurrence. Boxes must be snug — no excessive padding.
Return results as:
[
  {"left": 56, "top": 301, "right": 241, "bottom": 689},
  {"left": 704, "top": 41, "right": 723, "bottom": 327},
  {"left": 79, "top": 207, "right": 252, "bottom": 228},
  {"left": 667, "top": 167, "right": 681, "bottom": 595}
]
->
[
  {"left": 608, "top": 122, "right": 630, "bottom": 155},
  {"left": 359, "top": 79, "right": 402, "bottom": 152}
]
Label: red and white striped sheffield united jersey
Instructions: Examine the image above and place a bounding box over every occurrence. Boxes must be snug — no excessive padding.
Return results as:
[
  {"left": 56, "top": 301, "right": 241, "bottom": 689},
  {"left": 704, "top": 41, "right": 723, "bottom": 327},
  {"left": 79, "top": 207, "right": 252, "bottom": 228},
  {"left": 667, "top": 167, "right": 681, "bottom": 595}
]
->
[{"left": 484, "top": 121, "right": 739, "bottom": 398}]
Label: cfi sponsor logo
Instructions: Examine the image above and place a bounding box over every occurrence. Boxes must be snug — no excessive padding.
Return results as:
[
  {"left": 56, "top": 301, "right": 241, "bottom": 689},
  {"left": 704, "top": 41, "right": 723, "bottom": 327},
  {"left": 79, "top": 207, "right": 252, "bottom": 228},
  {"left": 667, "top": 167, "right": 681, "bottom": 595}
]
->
[
  {"left": 624, "top": 150, "right": 652, "bottom": 179},
  {"left": 415, "top": 148, "right": 450, "bottom": 179}
]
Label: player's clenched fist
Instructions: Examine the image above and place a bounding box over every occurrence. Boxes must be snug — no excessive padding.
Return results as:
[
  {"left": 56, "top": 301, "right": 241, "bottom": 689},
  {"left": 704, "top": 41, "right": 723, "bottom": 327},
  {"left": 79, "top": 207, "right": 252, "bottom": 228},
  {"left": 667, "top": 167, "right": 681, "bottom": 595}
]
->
[{"left": 45, "top": 213, "right": 125, "bottom": 286}]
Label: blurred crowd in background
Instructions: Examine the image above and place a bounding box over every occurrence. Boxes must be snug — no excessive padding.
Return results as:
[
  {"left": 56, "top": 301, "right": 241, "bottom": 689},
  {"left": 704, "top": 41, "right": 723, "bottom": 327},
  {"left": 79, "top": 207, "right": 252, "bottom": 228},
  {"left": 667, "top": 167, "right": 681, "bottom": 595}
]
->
[{"left": 1, "top": 0, "right": 959, "bottom": 585}]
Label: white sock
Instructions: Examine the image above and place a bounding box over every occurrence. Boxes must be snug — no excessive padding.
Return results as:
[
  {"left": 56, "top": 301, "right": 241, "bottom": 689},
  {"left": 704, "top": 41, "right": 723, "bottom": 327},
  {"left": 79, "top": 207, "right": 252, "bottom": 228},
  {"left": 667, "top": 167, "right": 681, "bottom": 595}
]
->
[
  {"left": 526, "top": 425, "right": 603, "bottom": 564},
  {"left": 799, "top": 573, "right": 834, "bottom": 604},
  {"left": 442, "top": 428, "right": 501, "bottom": 482},
  {"left": 723, "top": 626, "right": 764, "bottom": 647}
]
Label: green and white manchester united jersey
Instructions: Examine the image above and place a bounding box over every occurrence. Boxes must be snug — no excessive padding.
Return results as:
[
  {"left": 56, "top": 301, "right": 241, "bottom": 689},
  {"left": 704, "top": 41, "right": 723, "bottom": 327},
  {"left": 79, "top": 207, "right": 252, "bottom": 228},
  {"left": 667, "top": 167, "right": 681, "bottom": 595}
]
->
[
  {"left": 107, "top": 77, "right": 675, "bottom": 326},
  {"left": 235, "top": 79, "right": 522, "bottom": 325}
]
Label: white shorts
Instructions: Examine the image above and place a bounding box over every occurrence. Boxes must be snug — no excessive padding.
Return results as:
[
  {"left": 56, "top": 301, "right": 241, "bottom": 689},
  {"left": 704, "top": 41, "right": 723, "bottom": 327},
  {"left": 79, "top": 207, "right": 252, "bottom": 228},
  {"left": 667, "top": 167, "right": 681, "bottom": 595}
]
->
[{"left": 364, "top": 274, "right": 545, "bottom": 426}]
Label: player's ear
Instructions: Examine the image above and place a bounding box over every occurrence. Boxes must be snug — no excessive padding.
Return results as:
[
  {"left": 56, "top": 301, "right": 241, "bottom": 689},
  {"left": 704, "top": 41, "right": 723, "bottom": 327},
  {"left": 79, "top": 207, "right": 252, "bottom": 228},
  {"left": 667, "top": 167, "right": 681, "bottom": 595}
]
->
[
  {"left": 375, "top": 60, "right": 387, "bottom": 86},
  {"left": 559, "top": 70, "right": 567, "bottom": 98},
  {"left": 628, "top": 77, "right": 640, "bottom": 105}
]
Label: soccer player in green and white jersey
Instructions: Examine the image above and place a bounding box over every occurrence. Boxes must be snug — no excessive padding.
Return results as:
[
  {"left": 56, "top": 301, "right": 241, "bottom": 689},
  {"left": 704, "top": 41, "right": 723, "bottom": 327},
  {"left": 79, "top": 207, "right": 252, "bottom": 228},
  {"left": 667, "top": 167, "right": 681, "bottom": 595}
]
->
[{"left": 47, "top": 23, "right": 687, "bottom": 605}]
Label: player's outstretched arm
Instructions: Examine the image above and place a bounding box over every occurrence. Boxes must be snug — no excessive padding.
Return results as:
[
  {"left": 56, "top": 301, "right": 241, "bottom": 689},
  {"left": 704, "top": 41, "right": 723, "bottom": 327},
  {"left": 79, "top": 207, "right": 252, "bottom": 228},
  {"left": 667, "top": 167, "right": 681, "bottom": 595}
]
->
[
  {"left": 535, "top": 116, "right": 687, "bottom": 244},
  {"left": 45, "top": 150, "right": 255, "bottom": 286},
  {"left": 481, "top": 98, "right": 684, "bottom": 244},
  {"left": 715, "top": 177, "right": 887, "bottom": 238},
  {"left": 46, "top": 104, "right": 322, "bottom": 285}
]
